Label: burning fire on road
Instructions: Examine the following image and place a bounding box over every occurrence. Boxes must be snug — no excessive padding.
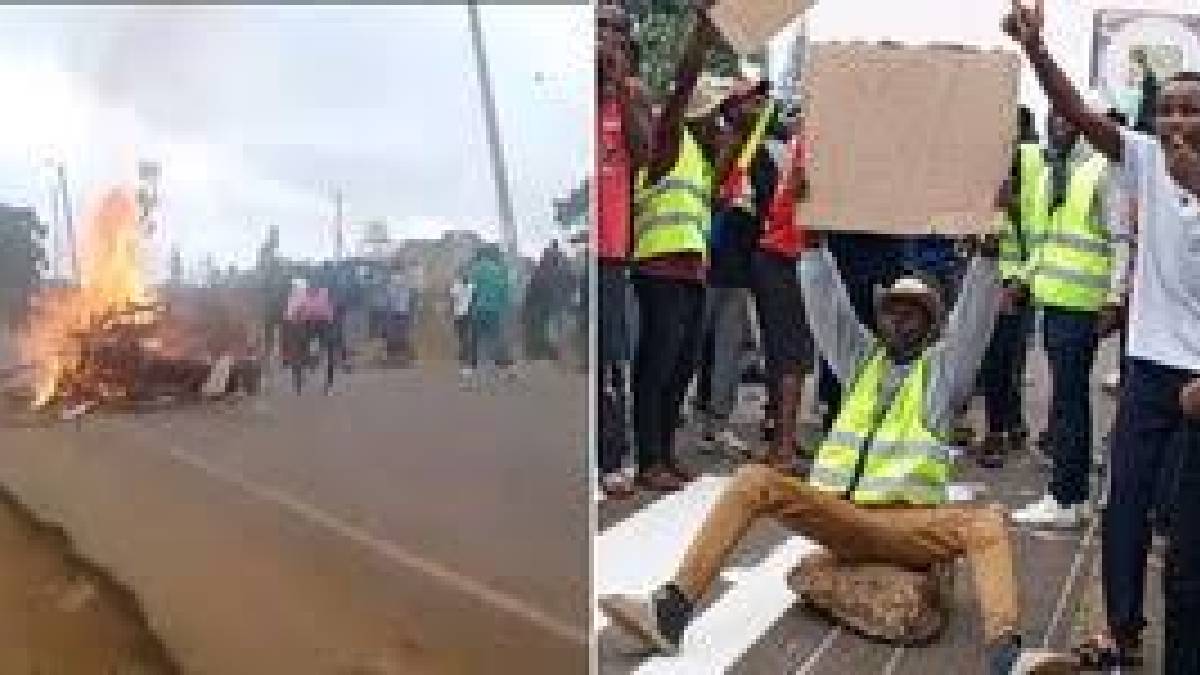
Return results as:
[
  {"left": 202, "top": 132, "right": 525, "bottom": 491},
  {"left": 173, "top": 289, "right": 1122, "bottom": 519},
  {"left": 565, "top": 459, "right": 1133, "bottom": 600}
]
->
[{"left": 10, "top": 187, "right": 260, "bottom": 417}]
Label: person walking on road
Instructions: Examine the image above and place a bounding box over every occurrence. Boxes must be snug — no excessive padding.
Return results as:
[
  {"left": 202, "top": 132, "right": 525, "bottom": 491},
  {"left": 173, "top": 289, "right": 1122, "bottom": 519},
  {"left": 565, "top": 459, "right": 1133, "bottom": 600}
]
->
[
  {"left": 1004, "top": 1, "right": 1200, "bottom": 667},
  {"left": 466, "top": 244, "right": 515, "bottom": 389},
  {"left": 450, "top": 270, "right": 474, "bottom": 382},
  {"left": 284, "top": 276, "right": 337, "bottom": 395},
  {"left": 383, "top": 270, "right": 414, "bottom": 367}
]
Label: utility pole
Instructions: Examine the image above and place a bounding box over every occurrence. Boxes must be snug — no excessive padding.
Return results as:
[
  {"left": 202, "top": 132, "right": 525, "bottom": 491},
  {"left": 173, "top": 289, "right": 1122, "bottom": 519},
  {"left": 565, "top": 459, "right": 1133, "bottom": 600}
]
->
[
  {"left": 466, "top": 0, "right": 519, "bottom": 261},
  {"left": 47, "top": 166, "right": 61, "bottom": 280},
  {"left": 56, "top": 164, "right": 78, "bottom": 282},
  {"left": 334, "top": 187, "right": 344, "bottom": 262}
]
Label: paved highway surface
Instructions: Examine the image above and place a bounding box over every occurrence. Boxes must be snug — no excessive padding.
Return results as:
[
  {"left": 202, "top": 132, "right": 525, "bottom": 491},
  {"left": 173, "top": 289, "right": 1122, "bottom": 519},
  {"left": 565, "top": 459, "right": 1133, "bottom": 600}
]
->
[{"left": 0, "top": 360, "right": 589, "bottom": 674}]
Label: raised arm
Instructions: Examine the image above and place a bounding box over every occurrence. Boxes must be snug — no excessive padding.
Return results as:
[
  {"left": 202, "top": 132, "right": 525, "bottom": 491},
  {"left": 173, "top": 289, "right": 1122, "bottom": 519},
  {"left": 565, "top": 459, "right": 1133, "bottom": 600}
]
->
[
  {"left": 1003, "top": 0, "right": 1122, "bottom": 162},
  {"left": 798, "top": 235, "right": 875, "bottom": 385},
  {"left": 923, "top": 237, "right": 1003, "bottom": 430},
  {"left": 645, "top": 2, "right": 720, "bottom": 185}
]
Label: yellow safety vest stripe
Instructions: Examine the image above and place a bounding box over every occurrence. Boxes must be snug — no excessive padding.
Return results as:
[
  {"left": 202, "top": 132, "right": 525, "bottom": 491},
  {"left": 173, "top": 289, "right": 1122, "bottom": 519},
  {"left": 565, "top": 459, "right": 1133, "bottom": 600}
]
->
[
  {"left": 808, "top": 350, "right": 951, "bottom": 506},
  {"left": 1031, "top": 154, "right": 1112, "bottom": 310},
  {"left": 633, "top": 129, "right": 712, "bottom": 261}
]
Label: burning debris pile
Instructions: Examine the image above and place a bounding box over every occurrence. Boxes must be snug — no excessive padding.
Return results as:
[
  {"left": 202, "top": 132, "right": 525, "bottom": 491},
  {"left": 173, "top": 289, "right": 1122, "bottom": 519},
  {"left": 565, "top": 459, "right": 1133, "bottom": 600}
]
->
[{"left": 10, "top": 188, "right": 259, "bottom": 416}]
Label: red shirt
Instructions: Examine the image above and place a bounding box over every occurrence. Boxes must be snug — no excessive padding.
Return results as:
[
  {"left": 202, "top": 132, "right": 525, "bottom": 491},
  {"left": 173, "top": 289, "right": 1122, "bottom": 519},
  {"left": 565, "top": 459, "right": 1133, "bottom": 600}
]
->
[
  {"left": 759, "top": 135, "right": 809, "bottom": 258},
  {"left": 595, "top": 98, "right": 632, "bottom": 262}
]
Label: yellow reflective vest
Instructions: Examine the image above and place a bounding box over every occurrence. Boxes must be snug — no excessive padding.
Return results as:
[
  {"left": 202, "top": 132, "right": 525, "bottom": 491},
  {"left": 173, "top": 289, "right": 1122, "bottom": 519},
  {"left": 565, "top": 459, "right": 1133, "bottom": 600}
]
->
[
  {"left": 1000, "top": 143, "right": 1049, "bottom": 282},
  {"left": 632, "top": 129, "right": 713, "bottom": 261},
  {"left": 1029, "top": 153, "right": 1113, "bottom": 311},
  {"left": 809, "top": 349, "right": 951, "bottom": 506},
  {"left": 722, "top": 100, "right": 776, "bottom": 213}
]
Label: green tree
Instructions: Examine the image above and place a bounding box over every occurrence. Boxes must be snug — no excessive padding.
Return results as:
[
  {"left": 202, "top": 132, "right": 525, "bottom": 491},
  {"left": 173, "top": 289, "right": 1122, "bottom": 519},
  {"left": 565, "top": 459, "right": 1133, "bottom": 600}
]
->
[
  {"left": 0, "top": 205, "right": 47, "bottom": 326},
  {"left": 625, "top": 0, "right": 760, "bottom": 99}
]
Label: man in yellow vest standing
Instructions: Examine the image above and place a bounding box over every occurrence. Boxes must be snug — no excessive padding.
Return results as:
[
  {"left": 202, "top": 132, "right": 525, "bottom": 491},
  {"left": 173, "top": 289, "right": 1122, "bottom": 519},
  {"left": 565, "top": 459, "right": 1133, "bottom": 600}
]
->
[
  {"left": 1011, "top": 106, "right": 1127, "bottom": 528},
  {"left": 979, "top": 106, "right": 1040, "bottom": 468},
  {"left": 624, "top": 0, "right": 768, "bottom": 492},
  {"left": 600, "top": 209, "right": 1074, "bottom": 672},
  {"left": 619, "top": 1, "right": 717, "bottom": 492}
]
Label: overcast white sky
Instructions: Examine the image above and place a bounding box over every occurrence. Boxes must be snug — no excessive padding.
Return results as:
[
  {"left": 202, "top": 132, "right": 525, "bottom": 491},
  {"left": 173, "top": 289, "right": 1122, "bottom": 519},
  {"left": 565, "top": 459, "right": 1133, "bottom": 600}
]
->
[
  {"left": 0, "top": 4, "right": 591, "bottom": 277},
  {"left": 2, "top": 2, "right": 1196, "bottom": 278}
]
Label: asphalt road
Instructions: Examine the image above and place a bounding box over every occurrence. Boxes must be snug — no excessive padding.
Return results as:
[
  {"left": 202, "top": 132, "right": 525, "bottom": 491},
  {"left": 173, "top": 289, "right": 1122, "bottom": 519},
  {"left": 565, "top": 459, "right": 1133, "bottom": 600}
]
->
[{"left": 0, "top": 360, "right": 589, "bottom": 674}]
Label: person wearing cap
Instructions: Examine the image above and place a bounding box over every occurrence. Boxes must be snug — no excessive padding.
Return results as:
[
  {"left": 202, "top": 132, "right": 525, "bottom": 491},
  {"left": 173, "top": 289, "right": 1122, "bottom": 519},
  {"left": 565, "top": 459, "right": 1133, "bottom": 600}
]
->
[
  {"left": 705, "top": 72, "right": 814, "bottom": 470},
  {"left": 599, "top": 191, "right": 1075, "bottom": 672},
  {"left": 1009, "top": 102, "right": 1126, "bottom": 529}
]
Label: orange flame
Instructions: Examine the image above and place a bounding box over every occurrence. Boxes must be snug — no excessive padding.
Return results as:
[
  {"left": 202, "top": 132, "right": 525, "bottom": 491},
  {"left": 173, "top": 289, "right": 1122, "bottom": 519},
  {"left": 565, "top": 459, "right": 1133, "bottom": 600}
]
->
[{"left": 18, "top": 187, "right": 152, "bottom": 407}]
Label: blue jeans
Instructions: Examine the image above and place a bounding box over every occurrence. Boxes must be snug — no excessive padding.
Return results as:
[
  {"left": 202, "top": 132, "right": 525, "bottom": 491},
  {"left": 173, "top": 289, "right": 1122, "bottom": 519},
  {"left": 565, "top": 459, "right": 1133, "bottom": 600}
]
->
[
  {"left": 1103, "top": 357, "right": 1197, "bottom": 649},
  {"left": 472, "top": 314, "right": 511, "bottom": 368},
  {"left": 1042, "top": 307, "right": 1098, "bottom": 506},
  {"left": 980, "top": 304, "right": 1033, "bottom": 434}
]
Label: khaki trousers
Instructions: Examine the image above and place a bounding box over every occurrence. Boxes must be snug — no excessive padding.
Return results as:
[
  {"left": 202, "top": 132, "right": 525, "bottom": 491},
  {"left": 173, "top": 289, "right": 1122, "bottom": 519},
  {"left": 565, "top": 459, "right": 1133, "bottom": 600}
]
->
[{"left": 674, "top": 465, "right": 1018, "bottom": 643}]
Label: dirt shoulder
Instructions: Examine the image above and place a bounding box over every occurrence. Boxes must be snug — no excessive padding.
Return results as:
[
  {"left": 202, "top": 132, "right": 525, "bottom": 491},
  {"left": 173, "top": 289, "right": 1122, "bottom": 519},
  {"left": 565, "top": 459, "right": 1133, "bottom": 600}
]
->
[{"left": 0, "top": 487, "right": 176, "bottom": 675}]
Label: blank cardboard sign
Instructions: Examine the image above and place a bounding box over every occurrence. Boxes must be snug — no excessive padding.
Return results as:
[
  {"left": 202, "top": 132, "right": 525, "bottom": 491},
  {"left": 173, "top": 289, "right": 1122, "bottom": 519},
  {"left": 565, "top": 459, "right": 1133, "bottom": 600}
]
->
[
  {"left": 708, "top": 0, "right": 817, "bottom": 54},
  {"left": 799, "top": 43, "right": 1020, "bottom": 235}
]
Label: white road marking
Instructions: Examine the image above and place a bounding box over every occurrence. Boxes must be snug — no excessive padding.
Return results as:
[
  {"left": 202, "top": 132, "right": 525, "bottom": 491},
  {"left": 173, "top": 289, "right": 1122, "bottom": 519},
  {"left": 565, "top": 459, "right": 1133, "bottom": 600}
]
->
[
  {"left": 596, "top": 476, "right": 820, "bottom": 673},
  {"left": 793, "top": 627, "right": 841, "bottom": 675},
  {"left": 108, "top": 417, "right": 587, "bottom": 647},
  {"left": 1043, "top": 518, "right": 1099, "bottom": 649}
]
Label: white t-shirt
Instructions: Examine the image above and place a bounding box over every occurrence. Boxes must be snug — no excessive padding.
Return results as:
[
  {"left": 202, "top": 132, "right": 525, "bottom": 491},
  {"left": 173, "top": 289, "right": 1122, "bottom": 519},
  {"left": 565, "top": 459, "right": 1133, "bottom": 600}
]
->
[
  {"left": 1121, "top": 128, "right": 1200, "bottom": 373},
  {"left": 450, "top": 280, "right": 473, "bottom": 318}
]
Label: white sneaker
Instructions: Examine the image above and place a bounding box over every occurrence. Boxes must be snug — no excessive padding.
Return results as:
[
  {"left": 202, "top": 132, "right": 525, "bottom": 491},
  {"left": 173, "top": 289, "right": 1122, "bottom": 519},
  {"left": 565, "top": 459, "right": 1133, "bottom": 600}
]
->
[
  {"left": 1011, "top": 493, "right": 1084, "bottom": 528},
  {"left": 1101, "top": 371, "right": 1121, "bottom": 395}
]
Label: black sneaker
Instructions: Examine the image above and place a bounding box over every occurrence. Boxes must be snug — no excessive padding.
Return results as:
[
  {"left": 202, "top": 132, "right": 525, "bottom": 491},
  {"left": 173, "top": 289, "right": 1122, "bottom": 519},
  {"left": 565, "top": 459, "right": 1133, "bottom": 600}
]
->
[{"left": 598, "top": 584, "right": 693, "bottom": 655}]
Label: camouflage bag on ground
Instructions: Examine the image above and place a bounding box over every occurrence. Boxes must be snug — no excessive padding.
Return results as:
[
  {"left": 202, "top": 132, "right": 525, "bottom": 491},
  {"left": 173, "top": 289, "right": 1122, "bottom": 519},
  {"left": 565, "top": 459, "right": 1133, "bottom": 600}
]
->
[{"left": 787, "top": 553, "right": 950, "bottom": 646}]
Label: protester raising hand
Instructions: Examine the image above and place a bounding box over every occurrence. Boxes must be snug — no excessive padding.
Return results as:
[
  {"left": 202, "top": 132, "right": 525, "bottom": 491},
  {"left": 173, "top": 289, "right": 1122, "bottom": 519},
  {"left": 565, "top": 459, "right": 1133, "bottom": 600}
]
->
[
  {"left": 1001, "top": 0, "right": 1042, "bottom": 48},
  {"left": 1003, "top": 0, "right": 1122, "bottom": 161}
]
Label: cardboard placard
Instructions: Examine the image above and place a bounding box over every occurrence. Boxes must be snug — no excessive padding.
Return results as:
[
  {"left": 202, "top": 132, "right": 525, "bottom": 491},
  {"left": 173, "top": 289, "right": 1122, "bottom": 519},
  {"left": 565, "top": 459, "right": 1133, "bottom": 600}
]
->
[
  {"left": 799, "top": 43, "right": 1020, "bottom": 235},
  {"left": 708, "top": 0, "right": 817, "bottom": 55}
]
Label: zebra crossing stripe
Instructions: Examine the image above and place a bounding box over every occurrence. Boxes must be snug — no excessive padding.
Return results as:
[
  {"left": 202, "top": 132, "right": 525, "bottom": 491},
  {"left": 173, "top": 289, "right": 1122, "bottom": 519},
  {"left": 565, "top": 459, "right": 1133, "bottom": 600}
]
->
[{"left": 597, "top": 476, "right": 820, "bottom": 673}]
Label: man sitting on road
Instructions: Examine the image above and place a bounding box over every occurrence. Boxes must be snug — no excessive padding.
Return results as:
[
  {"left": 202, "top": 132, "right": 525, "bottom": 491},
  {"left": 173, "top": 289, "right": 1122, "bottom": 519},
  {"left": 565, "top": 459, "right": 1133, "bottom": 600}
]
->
[{"left": 599, "top": 217, "right": 1075, "bottom": 674}]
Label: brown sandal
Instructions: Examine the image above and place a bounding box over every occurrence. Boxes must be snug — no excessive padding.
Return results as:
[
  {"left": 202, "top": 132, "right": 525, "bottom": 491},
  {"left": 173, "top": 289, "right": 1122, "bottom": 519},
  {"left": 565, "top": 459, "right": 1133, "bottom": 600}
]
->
[{"left": 636, "top": 468, "right": 685, "bottom": 492}]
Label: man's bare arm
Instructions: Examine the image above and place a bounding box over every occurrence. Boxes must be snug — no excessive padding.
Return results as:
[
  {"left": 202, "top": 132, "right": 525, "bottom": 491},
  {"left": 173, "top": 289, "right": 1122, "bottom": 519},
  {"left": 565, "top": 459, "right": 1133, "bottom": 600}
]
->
[
  {"left": 646, "top": 3, "right": 719, "bottom": 185},
  {"left": 1003, "top": 0, "right": 1122, "bottom": 162}
]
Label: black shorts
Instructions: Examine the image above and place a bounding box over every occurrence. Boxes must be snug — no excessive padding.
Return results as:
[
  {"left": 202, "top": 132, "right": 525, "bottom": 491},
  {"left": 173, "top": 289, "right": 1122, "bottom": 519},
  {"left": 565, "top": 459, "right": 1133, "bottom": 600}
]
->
[{"left": 750, "top": 250, "right": 813, "bottom": 377}]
